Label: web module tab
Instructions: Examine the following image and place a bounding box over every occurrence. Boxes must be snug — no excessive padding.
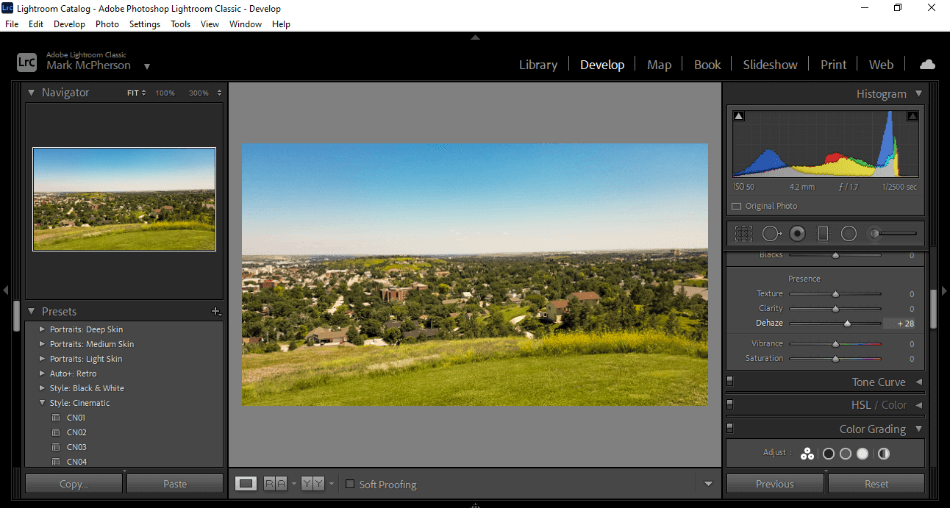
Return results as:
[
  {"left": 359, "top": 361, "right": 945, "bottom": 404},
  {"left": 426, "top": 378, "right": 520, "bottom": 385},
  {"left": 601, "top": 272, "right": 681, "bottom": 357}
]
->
[{"left": 861, "top": 56, "right": 906, "bottom": 72}]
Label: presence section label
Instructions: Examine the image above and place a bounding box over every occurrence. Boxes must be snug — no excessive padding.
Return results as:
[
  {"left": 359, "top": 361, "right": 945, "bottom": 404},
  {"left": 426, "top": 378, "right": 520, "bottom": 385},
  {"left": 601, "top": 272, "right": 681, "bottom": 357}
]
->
[{"left": 727, "top": 266, "right": 925, "bottom": 371}]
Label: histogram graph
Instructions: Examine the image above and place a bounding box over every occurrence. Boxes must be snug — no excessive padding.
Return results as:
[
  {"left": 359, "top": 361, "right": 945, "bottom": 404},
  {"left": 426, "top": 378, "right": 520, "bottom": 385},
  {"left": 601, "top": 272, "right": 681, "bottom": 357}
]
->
[{"left": 732, "top": 110, "right": 919, "bottom": 178}]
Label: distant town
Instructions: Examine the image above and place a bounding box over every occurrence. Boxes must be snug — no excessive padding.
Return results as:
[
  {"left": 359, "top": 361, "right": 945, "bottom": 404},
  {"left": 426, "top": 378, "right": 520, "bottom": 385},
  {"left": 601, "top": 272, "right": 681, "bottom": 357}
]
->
[
  {"left": 241, "top": 249, "right": 708, "bottom": 352},
  {"left": 239, "top": 143, "right": 709, "bottom": 405},
  {"left": 33, "top": 190, "right": 215, "bottom": 229}
]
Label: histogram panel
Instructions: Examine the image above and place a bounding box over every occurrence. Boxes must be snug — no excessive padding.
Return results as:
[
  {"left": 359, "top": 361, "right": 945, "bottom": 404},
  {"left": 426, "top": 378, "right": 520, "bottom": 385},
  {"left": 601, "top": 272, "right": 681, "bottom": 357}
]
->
[{"left": 732, "top": 110, "right": 919, "bottom": 177}]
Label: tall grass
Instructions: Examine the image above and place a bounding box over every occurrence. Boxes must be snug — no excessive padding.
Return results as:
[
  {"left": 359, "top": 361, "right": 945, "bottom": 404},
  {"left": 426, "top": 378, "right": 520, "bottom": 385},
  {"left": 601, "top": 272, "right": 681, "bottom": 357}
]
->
[
  {"left": 141, "top": 221, "right": 214, "bottom": 232},
  {"left": 520, "top": 330, "right": 707, "bottom": 358}
]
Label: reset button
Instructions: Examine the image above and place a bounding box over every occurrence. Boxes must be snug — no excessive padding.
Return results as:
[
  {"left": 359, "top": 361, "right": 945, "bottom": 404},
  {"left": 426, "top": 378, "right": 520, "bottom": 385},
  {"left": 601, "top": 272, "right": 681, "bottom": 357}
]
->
[{"left": 829, "top": 474, "right": 924, "bottom": 493}]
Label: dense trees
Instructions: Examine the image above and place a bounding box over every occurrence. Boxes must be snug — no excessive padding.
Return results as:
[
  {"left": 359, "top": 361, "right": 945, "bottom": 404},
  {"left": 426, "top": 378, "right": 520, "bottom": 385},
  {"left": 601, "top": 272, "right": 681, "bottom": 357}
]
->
[
  {"left": 242, "top": 253, "right": 708, "bottom": 352},
  {"left": 384, "top": 327, "right": 403, "bottom": 345},
  {"left": 33, "top": 190, "right": 214, "bottom": 229},
  {"left": 361, "top": 319, "right": 383, "bottom": 337}
]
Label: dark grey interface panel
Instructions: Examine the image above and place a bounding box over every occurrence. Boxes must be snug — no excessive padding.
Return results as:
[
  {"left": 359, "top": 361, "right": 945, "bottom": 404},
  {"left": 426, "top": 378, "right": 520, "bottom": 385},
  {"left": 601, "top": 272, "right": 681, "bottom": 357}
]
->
[
  {"left": 721, "top": 83, "right": 937, "bottom": 499},
  {"left": 14, "top": 81, "right": 228, "bottom": 499}
]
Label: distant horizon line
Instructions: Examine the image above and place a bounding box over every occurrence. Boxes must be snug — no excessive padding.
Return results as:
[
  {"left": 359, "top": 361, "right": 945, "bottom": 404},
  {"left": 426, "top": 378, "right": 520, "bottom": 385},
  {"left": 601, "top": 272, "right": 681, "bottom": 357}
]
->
[{"left": 242, "top": 249, "right": 709, "bottom": 257}]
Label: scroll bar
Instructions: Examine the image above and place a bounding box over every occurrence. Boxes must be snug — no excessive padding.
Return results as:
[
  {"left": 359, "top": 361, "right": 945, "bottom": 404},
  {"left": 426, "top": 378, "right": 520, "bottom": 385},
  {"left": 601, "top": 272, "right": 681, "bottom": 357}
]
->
[
  {"left": 13, "top": 301, "right": 20, "bottom": 332},
  {"left": 931, "top": 290, "right": 937, "bottom": 329}
]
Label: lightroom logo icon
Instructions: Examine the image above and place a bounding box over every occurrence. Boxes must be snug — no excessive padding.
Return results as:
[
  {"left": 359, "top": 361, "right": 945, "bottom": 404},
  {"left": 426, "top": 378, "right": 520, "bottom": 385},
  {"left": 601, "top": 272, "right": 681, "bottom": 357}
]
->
[
  {"left": 2, "top": 3, "right": 14, "bottom": 14},
  {"left": 17, "top": 53, "right": 38, "bottom": 72}
]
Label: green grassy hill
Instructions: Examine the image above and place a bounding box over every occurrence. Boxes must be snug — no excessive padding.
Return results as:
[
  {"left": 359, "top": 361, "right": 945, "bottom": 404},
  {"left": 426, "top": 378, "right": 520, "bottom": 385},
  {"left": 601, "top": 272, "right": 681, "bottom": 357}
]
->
[
  {"left": 678, "top": 279, "right": 709, "bottom": 287},
  {"left": 327, "top": 258, "right": 386, "bottom": 269},
  {"left": 477, "top": 304, "right": 530, "bottom": 324},
  {"left": 34, "top": 222, "right": 214, "bottom": 251},
  {"left": 242, "top": 331, "right": 708, "bottom": 406}
]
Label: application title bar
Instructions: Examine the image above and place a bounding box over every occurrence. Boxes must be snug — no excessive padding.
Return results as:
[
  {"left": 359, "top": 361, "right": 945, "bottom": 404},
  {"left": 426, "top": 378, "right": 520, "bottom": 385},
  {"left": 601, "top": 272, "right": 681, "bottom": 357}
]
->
[{"left": 0, "top": 1, "right": 945, "bottom": 31}]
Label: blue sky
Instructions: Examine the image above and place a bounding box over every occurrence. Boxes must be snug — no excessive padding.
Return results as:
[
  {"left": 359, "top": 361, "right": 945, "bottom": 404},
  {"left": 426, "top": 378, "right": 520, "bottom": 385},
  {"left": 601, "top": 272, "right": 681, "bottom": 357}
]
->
[
  {"left": 33, "top": 148, "right": 215, "bottom": 192},
  {"left": 242, "top": 144, "right": 707, "bottom": 255}
]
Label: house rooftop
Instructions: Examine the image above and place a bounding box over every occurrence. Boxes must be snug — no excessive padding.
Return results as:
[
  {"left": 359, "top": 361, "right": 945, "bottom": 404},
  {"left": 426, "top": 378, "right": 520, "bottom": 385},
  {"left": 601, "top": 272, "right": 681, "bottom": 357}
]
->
[
  {"left": 320, "top": 330, "right": 348, "bottom": 340},
  {"left": 305, "top": 327, "right": 331, "bottom": 340},
  {"left": 571, "top": 291, "right": 601, "bottom": 301}
]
